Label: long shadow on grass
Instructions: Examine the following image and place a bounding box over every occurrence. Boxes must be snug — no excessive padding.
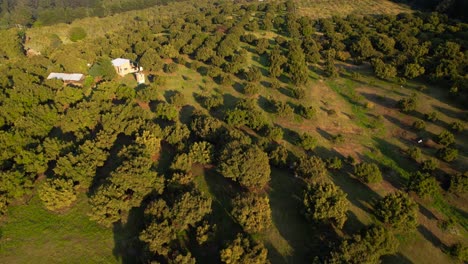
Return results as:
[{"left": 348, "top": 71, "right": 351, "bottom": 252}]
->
[
  {"left": 417, "top": 225, "right": 448, "bottom": 252},
  {"left": 381, "top": 253, "right": 413, "bottom": 264},
  {"left": 269, "top": 167, "right": 335, "bottom": 263},
  {"left": 112, "top": 206, "right": 148, "bottom": 264}
]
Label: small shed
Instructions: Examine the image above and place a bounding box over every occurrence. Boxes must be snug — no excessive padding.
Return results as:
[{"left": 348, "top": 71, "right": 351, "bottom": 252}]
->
[
  {"left": 47, "top": 73, "right": 84, "bottom": 84},
  {"left": 112, "top": 58, "right": 139, "bottom": 77}
]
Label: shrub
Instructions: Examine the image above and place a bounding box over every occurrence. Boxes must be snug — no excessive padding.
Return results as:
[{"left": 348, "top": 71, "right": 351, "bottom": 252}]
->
[
  {"left": 274, "top": 100, "right": 294, "bottom": 117},
  {"left": 374, "top": 191, "right": 418, "bottom": 232},
  {"left": 449, "top": 172, "right": 468, "bottom": 194},
  {"left": 425, "top": 111, "right": 439, "bottom": 122},
  {"left": 354, "top": 162, "right": 383, "bottom": 184},
  {"left": 407, "top": 171, "right": 440, "bottom": 198},
  {"left": 437, "top": 147, "right": 458, "bottom": 162},
  {"left": 326, "top": 157, "right": 343, "bottom": 170},
  {"left": 38, "top": 178, "right": 77, "bottom": 211},
  {"left": 231, "top": 194, "right": 272, "bottom": 233},
  {"left": 69, "top": 27, "right": 87, "bottom": 42},
  {"left": 303, "top": 182, "right": 349, "bottom": 228},
  {"left": 268, "top": 144, "right": 289, "bottom": 168},
  {"left": 332, "top": 134, "right": 345, "bottom": 144},
  {"left": 292, "top": 87, "right": 306, "bottom": 99},
  {"left": 421, "top": 158, "right": 439, "bottom": 172},
  {"left": 436, "top": 130, "right": 455, "bottom": 146},
  {"left": 167, "top": 91, "right": 185, "bottom": 107},
  {"left": 164, "top": 63, "right": 178, "bottom": 73},
  {"left": 398, "top": 94, "right": 417, "bottom": 113},
  {"left": 295, "top": 155, "right": 327, "bottom": 180},
  {"left": 450, "top": 243, "right": 468, "bottom": 262},
  {"left": 263, "top": 125, "right": 284, "bottom": 141},
  {"left": 243, "top": 82, "right": 259, "bottom": 96},
  {"left": 189, "top": 141, "right": 214, "bottom": 165},
  {"left": 406, "top": 146, "right": 421, "bottom": 161},
  {"left": 412, "top": 120, "right": 426, "bottom": 130},
  {"left": 450, "top": 121, "right": 465, "bottom": 133},
  {"left": 298, "top": 133, "right": 317, "bottom": 151},
  {"left": 299, "top": 105, "right": 316, "bottom": 119}
]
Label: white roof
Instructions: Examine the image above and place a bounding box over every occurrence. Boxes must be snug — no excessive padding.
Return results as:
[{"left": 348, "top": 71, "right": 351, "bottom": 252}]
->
[
  {"left": 47, "top": 73, "right": 84, "bottom": 81},
  {"left": 111, "top": 58, "right": 130, "bottom": 67}
]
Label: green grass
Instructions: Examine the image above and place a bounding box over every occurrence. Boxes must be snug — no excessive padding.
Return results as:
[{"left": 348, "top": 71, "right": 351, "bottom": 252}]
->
[{"left": 0, "top": 193, "right": 117, "bottom": 264}]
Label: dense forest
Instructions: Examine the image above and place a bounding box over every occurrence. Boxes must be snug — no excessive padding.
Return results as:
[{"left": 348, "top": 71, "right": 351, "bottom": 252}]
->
[
  {"left": 0, "top": 0, "right": 184, "bottom": 27},
  {"left": 0, "top": 0, "right": 467, "bottom": 263},
  {"left": 391, "top": 0, "right": 468, "bottom": 21}
]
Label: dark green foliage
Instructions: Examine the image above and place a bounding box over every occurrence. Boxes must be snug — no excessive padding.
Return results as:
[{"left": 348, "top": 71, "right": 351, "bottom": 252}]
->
[
  {"left": 412, "top": 119, "right": 426, "bottom": 130},
  {"left": 170, "top": 153, "right": 192, "bottom": 173},
  {"left": 298, "top": 133, "right": 317, "bottom": 151},
  {"left": 164, "top": 63, "right": 178, "bottom": 73},
  {"left": 220, "top": 233, "right": 269, "bottom": 264},
  {"left": 292, "top": 87, "right": 305, "bottom": 99},
  {"left": 398, "top": 94, "right": 418, "bottom": 113},
  {"left": 274, "top": 100, "right": 294, "bottom": 118},
  {"left": 287, "top": 40, "right": 309, "bottom": 85},
  {"left": 354, "top": 162, "right": 383, "bottom": 184},
  {"left": 69, "top": 27, "right": 87, "bottom": 42},
  {"left": 190, "top": 114, "right": 223, "bottom": 142},
  {"left": 436, "top": 130, "right": 455, "bottom": 146},
  {"left": 449, "top": 172, "right": 468, "bottom": 194},
  {"left": 139, "top": 49, "right": 163, "bottom": 71},
  {"left": 243, "top": 82, "right": 260, "bottom": 96},
  {"left": 154, "top": 102, "right": 178, "bottom": 121},
  {"left": 164, "top": 123, "right": 190, "bottom": 150},
  {"left": 407, "top": 171, "right": 440, "bottom": 198},
  {"left": 324, "top": 49, "right": 338, "bottom": 78},
  {"left": 437, "top": 147, "right": 458, "bottom": 162},
  {"left": 450, "top": 243, "right": 468, "bottom": 262},
  {"left": 329, "top": 225, "right": 399, "bottom": 264},
  {"left": 374, "top": 191, "right": 418, "bottom": 232},
  {"left": 268, "top": 46, "right": 287, "bottom": 78},
  {"left": 303, "top": 182, "right": 349, "bottom": 228},
  {"left": 268, "top": 144, "right": 289, "bottom": 167},
  {"left": 218, "top": 143, "right": 271, "bottom": 190},
  {"left": 450, "top": 121, "right": 465, "bottom": 133},
  {"left": 421, "top": 158, "right": 439, "bottom": 172},
  {"left": 406, "top": 146, "right": 422, "bottom": 161},
  {"left": 298, "top": 105, "right": 316, "bottom": 119},
  {"left": 263, "top": 125, "right": 284, "bottom": 142},
  {"left": 326, "top": 157, "right": 343, "bottom": 170},
  {"left": 231, "top": 193, "right": 272, "bottom": 233},
  {"left": 372, "top": 58, "right": 397, "bottom": 79},
  {"left": 38, "top": 178, "right": 77, "bottom": 211},
  {"left": 89, "top": 58, "right": 116, "bottom": 80},
  {"left": 189, "top": 141, "right": 214, "bottom": 165},
  {"left": 425, "top": 111, "right": 439, "bottom": 122},
  {"left": 199, "top": 93, "right": 223, "bottom": 111},
  {"left": 294, "top": 155, "right": 327, "bottom": 180},
  {"left": 167, "top": 90, "right": 185, "bottom": 107},
  {"left": 245, "top": 67, "right": 262, "bottom": 82}
]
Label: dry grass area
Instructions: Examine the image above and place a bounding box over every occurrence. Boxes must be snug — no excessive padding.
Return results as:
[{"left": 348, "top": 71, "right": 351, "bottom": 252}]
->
[{"left": 295, "top": 0, "right": 411, "bottom": 19}]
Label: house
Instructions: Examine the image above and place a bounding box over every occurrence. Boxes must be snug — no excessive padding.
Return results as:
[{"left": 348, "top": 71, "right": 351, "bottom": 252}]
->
[
  {"left": 111, "top": 58, "right": 139, "bottom": 77},
  {"left": 47, "top": 73, "right": 84, "bottom": 84}
]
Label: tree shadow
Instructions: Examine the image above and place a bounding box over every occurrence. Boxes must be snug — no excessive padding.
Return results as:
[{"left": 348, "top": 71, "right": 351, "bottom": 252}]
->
[
  {"left": 112, "top": 206, "right": 148, "bottom": 264},
  {"left": 278, "top": 87, "right": 294, "bottom": 98},
  {"left": 232, "top": 82, "right": 244, "bottom": 94},
  {"left": 381, "top": 252, "right": 414, "bottom": 264},
  {"left": 257, "top": 95, "right": 276, "bottom": 114},
  {"left": 342, "top": 211, "right": 367, "bottom": 236},
  {"left": 179, "top": 105, "right": 195, "bottom": 124},
  {"left": 432, "top": 105, "right": 465, "bottom": 120},
  {"left": 417, "top": 224, "right": 448, "bottom": 252},
  {"left": 279, "top": 126, "right": 300, "bottom": 146},
  {"left": 419, "top": 204, "right": 438, "bottom": 221},
  {"left": 316, "top": 127, "right": 334, "bottom": 141},
  {"left": 360, "top": 92, "right": 398, "bottom": 109}
]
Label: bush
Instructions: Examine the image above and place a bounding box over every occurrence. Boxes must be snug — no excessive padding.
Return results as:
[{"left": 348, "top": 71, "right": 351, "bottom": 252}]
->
[
  {"left": 374, "top": 191, "right": 418, "bottom": 232},
  {"left": 292, "top": 87, "right": 305, "bottom": 99},
  {"left": 406, "top": 146, "right": 421, "bottom": 161},
  {"left": 295, "top": 155, "right": 327, "bottom": 180},
  {"left": 354, "top": 162, "right": 383, "bottom": 184},
  {"left": 437, "top": 147, "right": 458, "bottom": 162},
  {"left": 231, "top": 194, "right": 272, "bottom": 233},
  {"left": 298, "top": 133, "right": 317, "bottom": 151},
  {"left": 167, "top": 91, "right": 185, "bottom": 107},
  {"left": 407, "top": 171, "right": 440, "bottom": 198},
  {"left": 303, "top": 182, "right": 349, "bottom": 228},
  {"left": 412, "top": 120, "right": 426, "bottom": 130},
  {"left": 69, "top": 27, "right": 87, "bottom": 42},
  {"left": 332, "top": 134, "right": 345, "bottom": 144},
  {"left": 398, "top": 95, "right": 417, "bottom": 113},
  {"left": 189, "top": 141, "right": 214, "bottom": 165},
  {"left": 326, "top": 157, "right": 343, "bottom": 170},
  {"left": 299, "top": 105, "right": 316, "bottom": 119},
  {"left": 164, "top": 63, "right": 178, "bottom": 73},
  {"left": 274, "top": 100, "right": 294, "bottom": 117},
  {"left": 263, "top": 125, "right": 284, "bottom": 141},
  {"left": 451, "top": 243, "right": 468, "bottom": 262},
  {"left": 450, "top": 121, "right": 465, "bottom": 133},
  {"left": 243, "top": 82, "right": 259, "bottom": 96},
  {"left": 268, "top": 144, "right": 289, "bottom": 167},
  {"left": 421, "top": 158, "right": 439, "bottom": 172},
  {"left": 449, "top": 172, "right": 468, "bottom": 194},
  {"left": 425, "top": 111, "right": 439, "bottom": 122},
  {"left": 436, "top": 130, "right": 455, "bottom": 146},
  {"left": 38, "top": 178, "right": 77, "bottom": 211}
]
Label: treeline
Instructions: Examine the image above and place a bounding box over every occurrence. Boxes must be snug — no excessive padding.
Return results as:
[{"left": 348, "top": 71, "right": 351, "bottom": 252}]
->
[
  {"left": 0, "top": 0, "right": 185, "bottom": 27},
  {"left": 392, "top": 0, "right": 468, "bottom": 21}
]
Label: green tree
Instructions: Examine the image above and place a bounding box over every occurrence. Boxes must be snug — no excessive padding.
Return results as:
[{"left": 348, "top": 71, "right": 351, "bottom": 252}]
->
[
  {"left": 231, "top": 194, "right": 272, "bottom": 233},
  {"left": 398, "top": 94, "right": 418, "bottom": 113},
  {"left": 372, "top": 58, "right": 397, "bottom": 79},
  {"left": 189, "top": 141, "right": 214, "bottom": 165},
  {"left": 190, "top": 114, "right": 223, "bottom": 142},
  {"left": 298, "top": 133, "right": 317, "bottom": 151},
  {"left": 287, "top": 40, "right": 309, "bottom": 85},
  {"left": 449, "top": 172, "right": 468, "bottom": 194},
  {"left": 436, "top": 130, "right": 455, "bottom": 146},
  {"left": 407, "top": 171, "right": 440, "bottom": 198},
  {"left": 303, "top": 182, "right": 349, "bottom": 228},
  {"left": 218, "top": 143, "right": 271, "bottom": 190},
  {"left": 89, "top": 58, "right": 116, "bottom": 80},
  {"left": 38, "top": 178, "right": 77, "bottom": 211},
  {"left": 354, "top": 162, "right": 383, "bottom": 184},
  {"left": 69, "top": 27, "right": 87, "bottom": 42},
  {"left": 374, "top": 191, "right": 418, "bottom": 232},
  {"left": 294, "top": 155, "right": 327, "bottom": 180},
  {"left": 220, "top": 233, "right": 269, "bottom": 264},
  {"left": 437, "top": 147, "right": 458, "bottom": 162},
  {"left": 268, "top": 46, "right": 287, "bottom": 78},
  {"left": 329, "top": 225, "right": 399, "bottom": 264}
]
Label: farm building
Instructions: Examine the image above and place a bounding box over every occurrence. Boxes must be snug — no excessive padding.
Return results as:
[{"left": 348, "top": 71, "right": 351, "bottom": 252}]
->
[
  {"left": 47, "top": 73, "right": 84, "bottom": 84},
  {"left": 111, "top": 58, "right": 141, "bottom": 77}
]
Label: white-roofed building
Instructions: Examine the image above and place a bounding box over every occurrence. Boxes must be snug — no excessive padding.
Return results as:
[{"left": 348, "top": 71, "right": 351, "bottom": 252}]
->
[
  {"left": 47, "top": 73, "right": 84, "bottom": 83},
  {"left": 112, "top": 58, "right": 139, "bottom": 76}
]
